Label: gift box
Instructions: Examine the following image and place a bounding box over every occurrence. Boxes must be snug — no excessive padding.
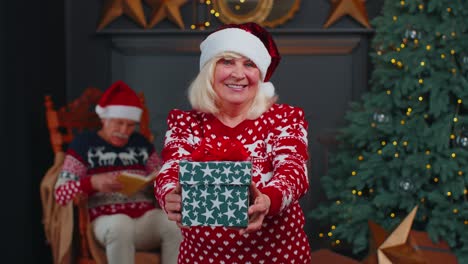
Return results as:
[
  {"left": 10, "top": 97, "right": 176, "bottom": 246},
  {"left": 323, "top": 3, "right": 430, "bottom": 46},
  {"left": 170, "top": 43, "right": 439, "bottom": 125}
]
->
[
  {"left": 179, "top": 160, "right": 251, "bottom": 227},
  {"left": 408, "top": 230, "right": 458, "bottom": 264}
]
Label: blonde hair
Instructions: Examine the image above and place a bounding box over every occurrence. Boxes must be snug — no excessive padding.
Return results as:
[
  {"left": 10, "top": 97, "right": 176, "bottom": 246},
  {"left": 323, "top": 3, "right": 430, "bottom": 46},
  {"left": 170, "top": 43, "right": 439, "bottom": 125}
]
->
[{"left": 188, "top": 52, "right": 277, "bottom": 119}]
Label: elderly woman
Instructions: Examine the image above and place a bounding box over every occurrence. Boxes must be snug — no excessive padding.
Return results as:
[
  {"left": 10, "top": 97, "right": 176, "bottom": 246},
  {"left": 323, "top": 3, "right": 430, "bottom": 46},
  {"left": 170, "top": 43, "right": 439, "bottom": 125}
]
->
[{"left": 155, "top": 22, "right": 311, "bottom": 263}]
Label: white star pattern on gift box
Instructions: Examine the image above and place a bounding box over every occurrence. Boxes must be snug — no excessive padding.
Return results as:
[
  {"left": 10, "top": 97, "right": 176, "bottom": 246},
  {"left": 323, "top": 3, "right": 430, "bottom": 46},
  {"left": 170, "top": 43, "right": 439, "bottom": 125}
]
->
[{"left": 179, "top": 160, "right": 251, "bottom": 227}]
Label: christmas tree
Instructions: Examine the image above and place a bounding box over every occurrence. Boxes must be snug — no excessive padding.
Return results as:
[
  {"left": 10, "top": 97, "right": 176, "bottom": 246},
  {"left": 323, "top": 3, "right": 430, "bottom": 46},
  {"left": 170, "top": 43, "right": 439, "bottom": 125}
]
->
[{"left": 310, "top": 0, "right": 468, "bottom": 262}]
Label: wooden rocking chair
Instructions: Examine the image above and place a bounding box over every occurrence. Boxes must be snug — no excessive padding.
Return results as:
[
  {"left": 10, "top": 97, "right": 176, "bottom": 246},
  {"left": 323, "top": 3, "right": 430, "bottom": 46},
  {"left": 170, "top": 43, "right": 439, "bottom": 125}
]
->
[{"left": 40, "top": 87, "right": 159, "bottom": 264}]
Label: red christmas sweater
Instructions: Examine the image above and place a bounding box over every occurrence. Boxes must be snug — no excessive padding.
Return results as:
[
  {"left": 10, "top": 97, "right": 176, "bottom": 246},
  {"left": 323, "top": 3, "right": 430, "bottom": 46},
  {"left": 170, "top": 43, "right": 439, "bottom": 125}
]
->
[
  {"left": 55, "top": 131, "right": 161, "bottom": 221},
  {"left": 155, "top": 104, "right": 311, "bottom": 264}
]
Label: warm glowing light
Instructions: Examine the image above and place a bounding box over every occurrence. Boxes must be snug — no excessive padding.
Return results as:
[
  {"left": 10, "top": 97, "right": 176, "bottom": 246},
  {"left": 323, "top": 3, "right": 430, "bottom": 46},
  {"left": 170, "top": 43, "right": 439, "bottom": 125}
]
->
[
  {"left": 336, "top": 200, "right": 341, "bottom": 205},
  {"left": 451, "top": 49, "right": 455, "bottom": 55},
  {"left": 393, "top": 16, "right": 397, "bottom": 21},
  {"left": 420, "top": 61, "right": 425, "bottom": 66},
  {"left": 328, "top": 232, "right": 333, "bottom": 237},
  {"left": 433, "top": 177, "right": 438, "bottom": 182},
  {"left": 454, "top": 117, "right": 459, "bottom": 122},
  {"left": 457, "top": 99, "right": 462, "bottom": 104},
  {"left": 450, "top": 134, "right": 456, "bottom": 139},
  {"left": 426, "top": 164, "right": 431, "bottom": 169},
  {"left": 319, "top": 233, "right": 324, "bottom": 238},
  {"left": 381, "top": 141, "right": 386, "bottom": 146},
  {"left": 447, "top": 192, "right": 452, "bottom": 196},
  {"left": 441, "top": 54, "right": 446, "bottom": 59},
  {"left": 394, "top": 153, "right": 399, "bottom": 158},
  {"left": 390, "top": 213, "right": 395, "bottom": 218},
  {"left": 204, "top": 21, "right": 210, "bottom": 27},
  {"left": 352, "top": 171, "right": 357, "bottom": 176},
  {"left": 331, "top": 225, "right": 336, "bottom": 230},
  {"left": 400, "top": 120, "right": 405, "bottom": 125},
  {"left": 458, "top": 171, "right": 463, "bottom": 176},
  {"left": 419, "top": 79, "right": 424, "bottom": 84},
  {"left": 387, "top": 90, "right": 391, "bottom": 95},
  {"left": 190, "top": 24, "right": 196, "bottom": 29},
  {"left": 425, "top": 150, "right": 431, "bottom": 155},
  {"left": 451, "top": 153, "right": 456, "bottom": 158},
  {"left": 403, "top": 141, "right": 408, "bottom": 146},
  {"left": 453, "top": 209, "right": 458, "bottom": 214},
  {"left": 426, "top": 45, "right": 431, "bottom": 50},
  {"left": 358, "top": 155, "right": 364, "bottom": 161},
  {"left": 377, "top": 150, "right": 382, "bottom": 155},
  {"left": 418, "top": 96, "right": 423, "bottom": 101},
  {"left": 391, "top": 58, "right": 396, "bottom": 64}
]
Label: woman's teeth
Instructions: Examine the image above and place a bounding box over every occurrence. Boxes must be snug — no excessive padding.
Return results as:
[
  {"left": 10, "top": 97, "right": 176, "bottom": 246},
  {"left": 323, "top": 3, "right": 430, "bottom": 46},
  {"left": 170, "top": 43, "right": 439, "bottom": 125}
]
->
[{"left": 226, "top": 84, "right": 245, "bottom": 89}]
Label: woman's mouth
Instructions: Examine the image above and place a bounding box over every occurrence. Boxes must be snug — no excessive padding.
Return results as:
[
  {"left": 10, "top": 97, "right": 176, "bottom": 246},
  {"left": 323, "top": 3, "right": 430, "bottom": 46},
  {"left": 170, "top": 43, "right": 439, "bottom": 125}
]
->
[{"left": 225, "top": 83, "right": 247, "bottom": 91}]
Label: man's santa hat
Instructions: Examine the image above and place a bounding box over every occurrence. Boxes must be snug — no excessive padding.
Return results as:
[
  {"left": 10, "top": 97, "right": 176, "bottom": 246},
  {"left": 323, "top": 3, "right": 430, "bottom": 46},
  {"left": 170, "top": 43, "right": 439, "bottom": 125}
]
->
[
  {"left": 95, "top": 80, "right": 142, "bottom": 122},
  {"left": 199, "top": 22, "right": 281, "bottom": 97}
]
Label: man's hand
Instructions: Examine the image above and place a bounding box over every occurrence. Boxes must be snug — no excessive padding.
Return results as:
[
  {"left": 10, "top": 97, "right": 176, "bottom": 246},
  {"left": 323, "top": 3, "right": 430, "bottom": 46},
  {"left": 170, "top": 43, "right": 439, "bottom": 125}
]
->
[
  {"left": 164, "top": 183, "right": 187, "bottom": 229},
  {"left": 239, "top": 182, "right": 271, "bottom": 235},
  {"left": 90, "top": 173, "right": 122, "bottom": 193}
]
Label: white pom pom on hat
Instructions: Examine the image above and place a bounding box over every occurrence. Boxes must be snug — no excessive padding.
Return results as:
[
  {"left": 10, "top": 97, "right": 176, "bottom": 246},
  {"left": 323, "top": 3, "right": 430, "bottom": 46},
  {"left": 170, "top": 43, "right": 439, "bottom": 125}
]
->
[
  {"left": 199, "top": 22, "right": 281, "bottom": 97},
  {"left": 95, "top": 80, "right": 143, "bottom": 122}
]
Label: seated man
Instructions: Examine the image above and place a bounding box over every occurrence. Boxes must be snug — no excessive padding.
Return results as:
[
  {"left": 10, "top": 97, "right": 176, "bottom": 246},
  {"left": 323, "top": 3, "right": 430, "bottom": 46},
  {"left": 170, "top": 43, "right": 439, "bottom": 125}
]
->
[{"left": 54, "top": 80, "right": 181, "bottom": 264}]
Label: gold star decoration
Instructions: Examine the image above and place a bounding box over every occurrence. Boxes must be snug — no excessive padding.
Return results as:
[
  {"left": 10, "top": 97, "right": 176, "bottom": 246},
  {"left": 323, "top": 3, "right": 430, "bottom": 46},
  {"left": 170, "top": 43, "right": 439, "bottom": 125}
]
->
[
  {"left": 97, "top": 0, "right": 147, "bottom": 31},
  {"left": 323, "top": 0, "right": 371, "bottom": 29},
  {"left": 145, "top": 0, "right": 188, "bottom": 29},
  {"left": 362, "top": 206, "right": 426, "bottom": 264}
]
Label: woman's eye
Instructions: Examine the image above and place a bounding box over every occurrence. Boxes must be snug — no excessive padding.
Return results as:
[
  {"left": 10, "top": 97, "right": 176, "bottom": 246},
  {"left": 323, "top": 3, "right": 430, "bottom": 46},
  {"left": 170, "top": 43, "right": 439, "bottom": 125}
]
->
[
  {"left": 221, "top": 59, "right": 233, "bottom": 65},
  {"left": 245, "top": 61, "right": 256, "bottom": 67}
]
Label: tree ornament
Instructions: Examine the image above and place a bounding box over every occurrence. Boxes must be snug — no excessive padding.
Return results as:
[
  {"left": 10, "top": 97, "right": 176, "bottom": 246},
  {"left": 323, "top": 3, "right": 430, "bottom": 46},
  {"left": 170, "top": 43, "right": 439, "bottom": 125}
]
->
[
  {"left": 373, "top": 111, "right": 390, "bottom": 123},
  {"left": 455, "top": 129, "right": 468, "bottom": 148},
  {"left": 97, "top": 0, "right": 147, "bottom": 31},
  {"left": 399, "top": 178, "right": 414, "bottom": 192},
  {"left": 404, "top": 28, "right": 421, "bottom": 40},
  {"left": 323, "top": 0, "right": 371, "bottom": 29}
]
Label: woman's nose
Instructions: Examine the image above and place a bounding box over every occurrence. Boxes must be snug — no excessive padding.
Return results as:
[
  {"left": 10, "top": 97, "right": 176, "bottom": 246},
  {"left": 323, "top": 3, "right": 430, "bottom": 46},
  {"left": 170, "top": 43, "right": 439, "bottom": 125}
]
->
[{"left": 231, "top": 64, "right": 246, "bottom": 79}]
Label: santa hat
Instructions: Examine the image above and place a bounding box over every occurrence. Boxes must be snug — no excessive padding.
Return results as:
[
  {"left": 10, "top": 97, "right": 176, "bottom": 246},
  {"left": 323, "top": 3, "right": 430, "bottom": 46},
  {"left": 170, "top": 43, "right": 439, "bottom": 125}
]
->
[
  {"left": 199, "top": 22, "right": 281, "bottom": 97},
  {"left": 95, "top": 80, "right": 143, "bottom": 122}
]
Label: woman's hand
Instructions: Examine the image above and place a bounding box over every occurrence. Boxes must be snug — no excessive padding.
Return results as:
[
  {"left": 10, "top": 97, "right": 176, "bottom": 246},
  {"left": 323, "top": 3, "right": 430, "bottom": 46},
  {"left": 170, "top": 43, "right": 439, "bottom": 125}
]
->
[
  {"left": 239, "top": 182, "right": 271, "bottom": 235},
  {"left": 164, "top": 183, "right": 187, "bottom": 229},
  {"left": 91, "top": 173, "right": 122, "bottom": 193}
]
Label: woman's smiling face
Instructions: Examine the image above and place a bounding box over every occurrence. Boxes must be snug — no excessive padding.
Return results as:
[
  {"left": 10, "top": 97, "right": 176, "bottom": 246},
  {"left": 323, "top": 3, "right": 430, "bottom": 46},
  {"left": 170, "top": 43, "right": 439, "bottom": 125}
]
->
[{"left": 212, "top": 55, "right": 261, "bottom": 108}]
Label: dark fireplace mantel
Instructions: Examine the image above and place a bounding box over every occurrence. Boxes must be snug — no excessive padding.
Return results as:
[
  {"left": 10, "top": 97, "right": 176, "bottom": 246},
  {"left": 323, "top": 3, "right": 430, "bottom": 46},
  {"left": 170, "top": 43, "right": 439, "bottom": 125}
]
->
[{"left": 95, "top": 28, "right": 374, "bottom": 56}]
